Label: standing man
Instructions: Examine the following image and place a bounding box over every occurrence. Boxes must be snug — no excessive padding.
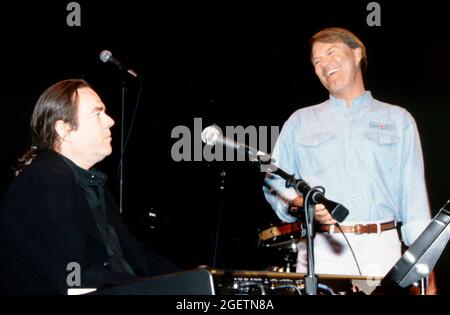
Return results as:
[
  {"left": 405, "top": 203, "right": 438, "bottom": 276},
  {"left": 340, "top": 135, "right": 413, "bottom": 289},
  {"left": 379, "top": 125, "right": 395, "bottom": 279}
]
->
[
  {"left": 0, "top": 79, "right": 178, "bottom": 294},
  {"left": 264, "top": 28, "right": 435, "bottom": 292}
]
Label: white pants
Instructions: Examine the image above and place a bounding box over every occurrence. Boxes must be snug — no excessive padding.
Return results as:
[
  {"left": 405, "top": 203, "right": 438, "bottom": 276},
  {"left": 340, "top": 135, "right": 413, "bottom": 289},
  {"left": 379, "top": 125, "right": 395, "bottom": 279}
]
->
[{"left": 296, "top": 218, "right": 402, "bottom": 277}]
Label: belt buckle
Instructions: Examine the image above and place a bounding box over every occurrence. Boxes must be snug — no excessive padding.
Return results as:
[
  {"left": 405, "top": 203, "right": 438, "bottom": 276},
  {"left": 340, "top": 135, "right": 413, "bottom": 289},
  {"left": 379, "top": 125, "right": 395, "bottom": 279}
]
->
[{"left": 352, "top": 224, "right": 364, "bottom": 235}]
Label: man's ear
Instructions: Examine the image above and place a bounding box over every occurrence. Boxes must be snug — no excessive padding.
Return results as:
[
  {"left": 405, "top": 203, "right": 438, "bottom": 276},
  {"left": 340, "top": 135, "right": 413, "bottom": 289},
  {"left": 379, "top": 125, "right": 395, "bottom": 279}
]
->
[
  {"left": 54, "top": 120, "right": 72, "bottom": 142},
  {"left": 353, "top": 47, "right": 362, "bottom": 66}
]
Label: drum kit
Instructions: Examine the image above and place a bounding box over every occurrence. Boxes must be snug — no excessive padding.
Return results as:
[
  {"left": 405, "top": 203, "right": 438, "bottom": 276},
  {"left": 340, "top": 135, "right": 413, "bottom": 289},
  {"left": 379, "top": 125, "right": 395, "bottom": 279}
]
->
[
  {"left": 257, "top": 222, "right": 303, "bottom": 273},
  {"left": 257, "top": 222, "right": 384, "bottom": 294}
]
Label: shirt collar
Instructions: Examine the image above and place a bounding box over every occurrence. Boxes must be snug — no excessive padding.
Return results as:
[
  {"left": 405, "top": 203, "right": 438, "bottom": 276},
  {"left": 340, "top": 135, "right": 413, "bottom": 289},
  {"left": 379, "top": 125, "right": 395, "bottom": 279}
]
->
[
  {"left": 329, "top": 91, "right": 373, "bottom": 110},
  {"left": 60, "top": 154, "right": 107, "bottom": 187}
]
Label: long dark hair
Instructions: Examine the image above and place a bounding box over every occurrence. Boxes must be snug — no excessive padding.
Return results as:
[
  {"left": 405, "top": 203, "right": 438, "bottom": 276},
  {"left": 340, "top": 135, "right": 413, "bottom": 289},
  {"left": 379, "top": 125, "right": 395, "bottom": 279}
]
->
[{"left": 14, "top": 79, "right": 90, "bottom": 175}]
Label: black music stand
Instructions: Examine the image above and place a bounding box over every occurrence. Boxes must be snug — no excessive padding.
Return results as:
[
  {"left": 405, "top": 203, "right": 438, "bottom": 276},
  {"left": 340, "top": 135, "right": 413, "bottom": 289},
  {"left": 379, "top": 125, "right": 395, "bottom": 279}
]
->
[{"left": 378, "top": 200, "right": 450, "bottom": 294}]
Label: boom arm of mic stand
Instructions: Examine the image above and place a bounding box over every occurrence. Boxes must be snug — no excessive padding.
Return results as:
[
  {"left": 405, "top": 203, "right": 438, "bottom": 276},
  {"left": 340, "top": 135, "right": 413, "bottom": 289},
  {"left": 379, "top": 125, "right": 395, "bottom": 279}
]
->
[
  {"left": 262, "top": 160, "right": 316, "bottom": 201},
  {"left": 262, "top": 160, "right": 349, "bottom": 222}
]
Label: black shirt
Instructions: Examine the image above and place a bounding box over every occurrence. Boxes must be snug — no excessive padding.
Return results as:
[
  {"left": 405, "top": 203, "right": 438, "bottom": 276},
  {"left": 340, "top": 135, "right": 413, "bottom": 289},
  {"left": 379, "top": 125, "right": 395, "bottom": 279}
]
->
[{"left": 61, "top": 155, "right": 136, "bottom": 276}]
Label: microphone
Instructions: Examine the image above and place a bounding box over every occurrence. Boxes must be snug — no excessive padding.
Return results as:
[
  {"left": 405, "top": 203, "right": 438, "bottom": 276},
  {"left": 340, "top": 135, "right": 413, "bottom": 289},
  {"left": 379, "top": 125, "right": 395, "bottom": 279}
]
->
[
  {"left": 311, "top": 191, "right": 349, "bottom": 223},
  {"left": 99, "top": 50, "right": 138, "bottom": 78},
  {"left": 201, "top": 125, "right": 271, "bottom": 161}
]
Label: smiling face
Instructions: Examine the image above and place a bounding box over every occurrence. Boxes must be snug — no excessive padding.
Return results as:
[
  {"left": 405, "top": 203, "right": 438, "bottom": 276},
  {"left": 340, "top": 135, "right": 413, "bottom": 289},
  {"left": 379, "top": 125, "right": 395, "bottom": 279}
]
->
[
  {"left": 311, "top": 41, "right": 365, "bottom": 103},
  {"left": 57, "top": 87, "right": 115, "bottom": 169}
]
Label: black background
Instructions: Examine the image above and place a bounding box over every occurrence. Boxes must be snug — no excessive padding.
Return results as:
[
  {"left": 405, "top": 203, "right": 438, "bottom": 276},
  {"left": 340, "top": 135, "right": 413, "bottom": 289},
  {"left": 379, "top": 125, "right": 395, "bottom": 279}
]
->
[{"left": 1, "top": 0, "right": 449, "bottom": 293}]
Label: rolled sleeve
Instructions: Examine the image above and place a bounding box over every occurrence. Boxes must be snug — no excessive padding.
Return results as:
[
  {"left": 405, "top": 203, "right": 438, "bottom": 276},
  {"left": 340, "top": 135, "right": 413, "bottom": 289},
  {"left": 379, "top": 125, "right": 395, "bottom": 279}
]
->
[{"left": 399, "top": 111, "right": 431, "bottom": 245}]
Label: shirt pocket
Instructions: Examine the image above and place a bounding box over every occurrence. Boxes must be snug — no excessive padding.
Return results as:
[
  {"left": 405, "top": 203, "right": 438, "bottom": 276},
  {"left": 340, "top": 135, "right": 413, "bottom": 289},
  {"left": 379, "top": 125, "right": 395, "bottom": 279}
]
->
[
  {"left": 361, "top": 131, "right": 399, "bottom": 174},
  {"left": 295, "top": 132, "right": 336, "bottom": 175}
]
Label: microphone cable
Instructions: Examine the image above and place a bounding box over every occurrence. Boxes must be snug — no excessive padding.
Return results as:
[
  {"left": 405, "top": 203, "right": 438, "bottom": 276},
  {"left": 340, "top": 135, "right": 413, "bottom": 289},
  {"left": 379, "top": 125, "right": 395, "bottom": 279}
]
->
[
  {"left": 123, "top": 76, "right": 143, "bottom": 154},
  {"left": 116, "top": 76, "right": 143, "bottom": 190},
  {"left": 335, "top": 223, "right": 362, "bottom": 276},
  {"left": 303, "top": 186, "right": 362, "bottom": 276}
]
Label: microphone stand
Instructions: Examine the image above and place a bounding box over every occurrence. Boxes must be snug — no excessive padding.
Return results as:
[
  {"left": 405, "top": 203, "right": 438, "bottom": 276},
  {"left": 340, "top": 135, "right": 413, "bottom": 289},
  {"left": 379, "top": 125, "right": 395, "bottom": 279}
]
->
[
  {"left": 118, "top": 74, "right": 126, "bottom": 215},
  {"left": 256, "top": 155, "right": 321, "bottom": 294},
  {"left": 100, "top": 50, "right": 139, "bottom": 216},
  {"left": 212, "top": 169, "right": 226, "bottom": 268}
]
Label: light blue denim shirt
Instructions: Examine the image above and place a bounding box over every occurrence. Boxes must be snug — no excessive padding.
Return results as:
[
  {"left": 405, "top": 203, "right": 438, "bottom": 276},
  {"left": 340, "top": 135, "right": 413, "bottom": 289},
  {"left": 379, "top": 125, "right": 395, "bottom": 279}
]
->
[{"left": 264, "top": 91, "right": 431, "bottom": 245}]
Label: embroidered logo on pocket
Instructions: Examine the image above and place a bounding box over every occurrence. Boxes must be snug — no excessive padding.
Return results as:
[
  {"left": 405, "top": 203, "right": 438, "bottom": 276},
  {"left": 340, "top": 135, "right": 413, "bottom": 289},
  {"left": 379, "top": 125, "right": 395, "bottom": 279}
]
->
[{"left": 369, "top": 121, "right": 396, "bottom": 131}]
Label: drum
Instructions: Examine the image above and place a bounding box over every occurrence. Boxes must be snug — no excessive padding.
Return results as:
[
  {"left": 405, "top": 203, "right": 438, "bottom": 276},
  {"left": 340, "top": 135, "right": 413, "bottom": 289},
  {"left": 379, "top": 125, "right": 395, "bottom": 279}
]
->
[{"left": 258, "top": 222, "right": 303, "bottom": 248}]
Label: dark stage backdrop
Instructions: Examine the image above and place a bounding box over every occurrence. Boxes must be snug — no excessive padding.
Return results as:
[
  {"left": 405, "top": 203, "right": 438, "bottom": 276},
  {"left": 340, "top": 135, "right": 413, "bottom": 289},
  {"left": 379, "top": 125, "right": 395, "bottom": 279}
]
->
[{"left": 1, "top": 1, "right": 449, "bottom": 293}]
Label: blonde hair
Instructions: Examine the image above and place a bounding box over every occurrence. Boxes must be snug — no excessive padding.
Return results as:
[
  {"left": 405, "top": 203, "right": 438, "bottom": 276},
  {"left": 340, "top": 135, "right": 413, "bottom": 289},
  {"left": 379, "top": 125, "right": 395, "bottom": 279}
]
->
[{"left": 309, "top": 27, "right": 367, "bottom": 70}]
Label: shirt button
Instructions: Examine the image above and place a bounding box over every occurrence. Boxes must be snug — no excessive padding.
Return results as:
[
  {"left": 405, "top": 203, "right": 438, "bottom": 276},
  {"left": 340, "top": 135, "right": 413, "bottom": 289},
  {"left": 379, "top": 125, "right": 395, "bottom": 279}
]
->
[{"left": 103, "top": 261, "right": 110, "bottom": 267}]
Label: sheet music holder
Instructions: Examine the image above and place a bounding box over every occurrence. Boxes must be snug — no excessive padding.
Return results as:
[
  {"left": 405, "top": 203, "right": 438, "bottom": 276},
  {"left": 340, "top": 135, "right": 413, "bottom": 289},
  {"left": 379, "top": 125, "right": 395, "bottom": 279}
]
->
[{"left": 377, "top": 200, "right": 450, "bottom": 293}]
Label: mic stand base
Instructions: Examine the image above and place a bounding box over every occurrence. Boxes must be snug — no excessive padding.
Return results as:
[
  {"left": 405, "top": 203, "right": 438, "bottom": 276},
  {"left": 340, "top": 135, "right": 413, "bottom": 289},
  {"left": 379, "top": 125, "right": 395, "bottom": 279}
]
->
[{"left": 304, "top": 274, "right": 318, "bottom": 295}]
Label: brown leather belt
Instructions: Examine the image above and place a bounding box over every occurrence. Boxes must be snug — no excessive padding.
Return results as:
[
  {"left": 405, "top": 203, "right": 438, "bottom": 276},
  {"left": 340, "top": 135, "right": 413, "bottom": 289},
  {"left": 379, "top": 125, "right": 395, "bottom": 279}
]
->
[{"left": 319, "top": 221, "right": 396, "bottom": 235}]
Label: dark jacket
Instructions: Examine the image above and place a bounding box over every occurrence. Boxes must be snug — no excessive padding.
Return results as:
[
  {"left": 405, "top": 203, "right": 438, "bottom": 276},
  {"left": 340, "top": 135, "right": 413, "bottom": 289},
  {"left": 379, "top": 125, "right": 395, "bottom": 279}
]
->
[{"left": 0, "top": 151, "right": 178, "bottom": 294}]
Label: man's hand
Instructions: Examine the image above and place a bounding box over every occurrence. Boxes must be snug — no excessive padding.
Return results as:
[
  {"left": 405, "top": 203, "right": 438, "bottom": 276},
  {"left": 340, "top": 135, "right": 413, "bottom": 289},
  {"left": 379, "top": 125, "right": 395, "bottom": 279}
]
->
[
  {"left": 290, "top": 196, "right": 304, "bottom": 208},
  {"left": 314, "top": 203, "right": 338, "bottom": 225},
  {"left": 290, "top": 196, "right": 337, "bottom": 225}
]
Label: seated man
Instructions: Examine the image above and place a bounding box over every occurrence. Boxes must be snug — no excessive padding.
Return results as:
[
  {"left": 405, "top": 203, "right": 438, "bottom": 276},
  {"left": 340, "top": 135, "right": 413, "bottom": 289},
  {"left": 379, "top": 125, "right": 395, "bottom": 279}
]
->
[{"left": 0, "top": 79, "right": 179, "bottom": 294}]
